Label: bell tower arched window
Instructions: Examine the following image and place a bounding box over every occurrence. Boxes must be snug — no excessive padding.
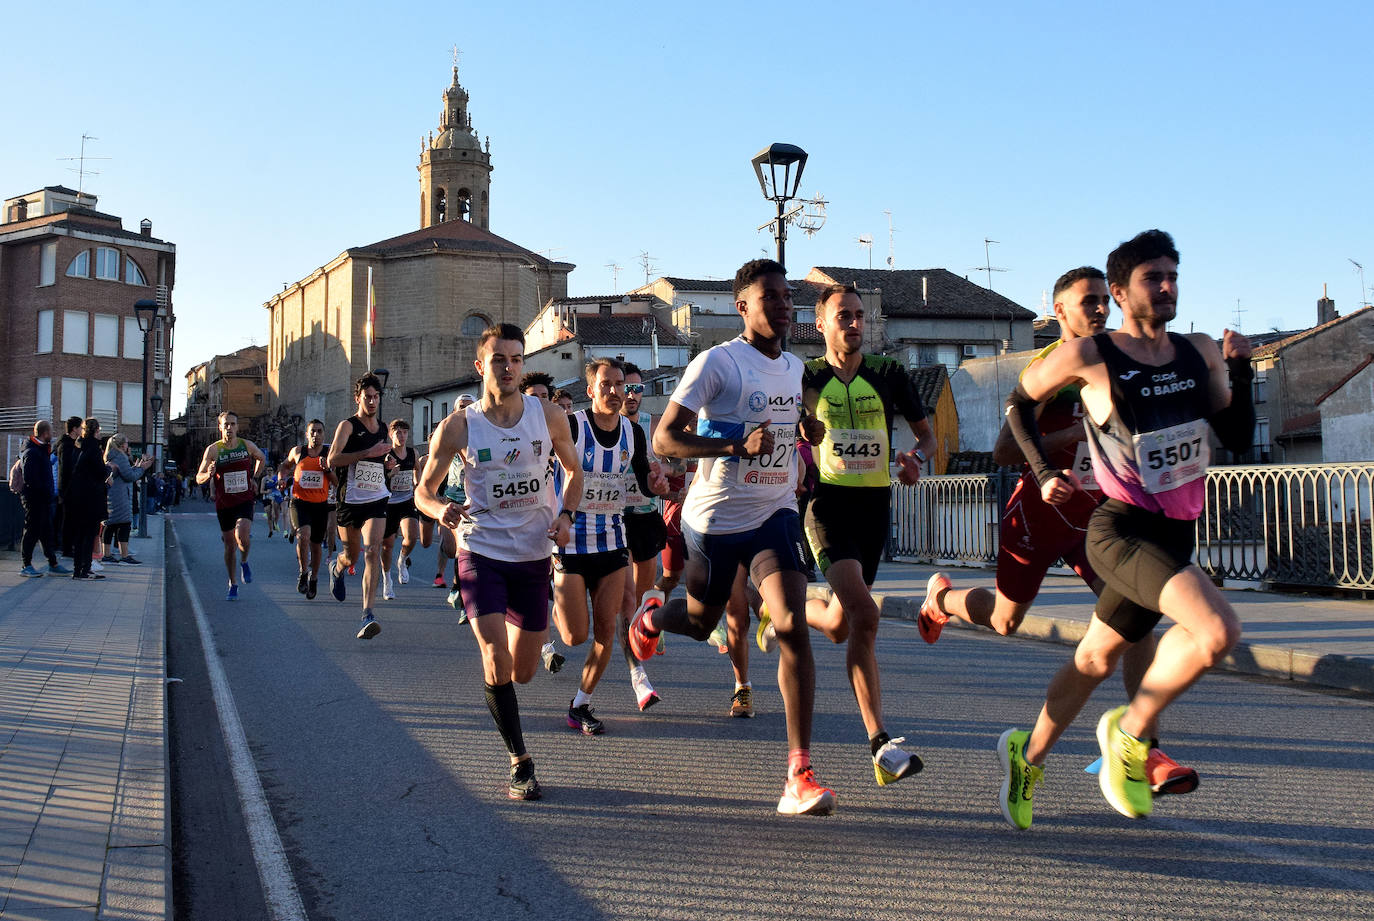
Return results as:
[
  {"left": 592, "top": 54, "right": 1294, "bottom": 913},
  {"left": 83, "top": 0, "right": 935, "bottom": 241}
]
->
[{"left": 436, "top": 188, "right": 447, "bottom": 223}]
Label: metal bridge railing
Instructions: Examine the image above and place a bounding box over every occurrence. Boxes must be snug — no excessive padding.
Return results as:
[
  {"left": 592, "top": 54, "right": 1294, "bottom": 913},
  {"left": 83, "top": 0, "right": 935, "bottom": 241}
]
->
[{"left": 889, "top": 463, "right": 1374, "bottom": 592}]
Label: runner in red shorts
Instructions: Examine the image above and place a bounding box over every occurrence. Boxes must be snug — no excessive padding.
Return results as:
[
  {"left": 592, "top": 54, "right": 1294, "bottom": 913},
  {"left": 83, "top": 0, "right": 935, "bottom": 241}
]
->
[{"left": 919, "top": 266, "right": 1198, "bottom": 799}]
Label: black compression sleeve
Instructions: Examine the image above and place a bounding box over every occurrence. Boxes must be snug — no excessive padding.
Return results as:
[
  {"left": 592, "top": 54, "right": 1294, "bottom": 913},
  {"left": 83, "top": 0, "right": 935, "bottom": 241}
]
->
[
  {"left": 1004, "top": 383, "right": 1061, "bottom": 488},
  {"left": 1207, "top": 357, "right": 1256, "bottom": 454}
]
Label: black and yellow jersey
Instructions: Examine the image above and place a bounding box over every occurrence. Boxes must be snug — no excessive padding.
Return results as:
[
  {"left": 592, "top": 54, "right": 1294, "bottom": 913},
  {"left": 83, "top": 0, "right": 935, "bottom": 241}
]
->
[{"left": 803, "top": 354, "right": 927, "bottom": 488}]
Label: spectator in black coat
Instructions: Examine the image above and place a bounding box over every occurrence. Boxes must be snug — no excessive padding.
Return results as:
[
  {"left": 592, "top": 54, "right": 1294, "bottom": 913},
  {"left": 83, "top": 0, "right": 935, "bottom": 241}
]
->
[
  {"left": 54, "top": 416, "right": 82, "bottom": 557},
  {"left": 19, "top": 421, "right": 69, "bottom": 577},
  {"left": 68, "top": 417, "right": 110, "bottom": 580}
]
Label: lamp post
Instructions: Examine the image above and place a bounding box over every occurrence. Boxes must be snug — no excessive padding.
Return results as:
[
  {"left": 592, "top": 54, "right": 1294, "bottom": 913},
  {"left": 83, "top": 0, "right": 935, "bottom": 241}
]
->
[
  {"left": 750, "top": 143, "right": 808, "bottom": 270},
  {"left": 134, "top": 299, "right": 158, "bottom": 538}
]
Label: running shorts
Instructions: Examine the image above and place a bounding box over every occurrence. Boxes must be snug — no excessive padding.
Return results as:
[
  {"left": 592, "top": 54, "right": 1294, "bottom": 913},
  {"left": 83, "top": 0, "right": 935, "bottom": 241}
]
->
[
  {"left": 337, "top": 497, "right": 389, "bottom": 531},
  {"left": 216, "top": 500, "right": 255, "bottom": 533},
  {"left": 554, "top": 547, "right": 630, "bottom": 592},
  {"left": 996, "top": 474, "right": 1101, "bottom": 603},
  {"left": 624, "top": 510, "right": 668, "bottom": 564},
  {"left": 682, "top": 508, "right": 806, "bottom": 607},
  {"left": 804, "top": 483, "right": 888, "bottom": 585},
  {"left": 1087, "top": 498, "right": 1196, "bottom": 642},
  {"left": 660, "top": 499, "right": 687, "bottom": 572},
  {"left": 455, "top": 549, "right": 551, "bottom": 631},
  {"left": 384, "top": 499, "right": 419, "bottom": 539},
  {"left": 290, "top": 499, "right": 330, "bottom": 544}
]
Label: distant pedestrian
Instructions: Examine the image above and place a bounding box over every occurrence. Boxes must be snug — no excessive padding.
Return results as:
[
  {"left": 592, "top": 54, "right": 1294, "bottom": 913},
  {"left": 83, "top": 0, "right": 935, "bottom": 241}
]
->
[
  {"left": 55, "top": 416, "right": 82, "bottom": 557},
  {"left": 18, "top": 421, "right": 69, "bottom": 577},
  {"left": 102, "top": 434, "right": 153, "bottom": 564},
  {"left": 68, "top": 418, "right": 110, "bottom": 580}
]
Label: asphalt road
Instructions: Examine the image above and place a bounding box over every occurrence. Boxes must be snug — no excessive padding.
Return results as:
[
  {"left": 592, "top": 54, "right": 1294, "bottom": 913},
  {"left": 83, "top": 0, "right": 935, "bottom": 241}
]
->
[{"left": 165, "top": 509, "right": 1374, "bottom": 921}]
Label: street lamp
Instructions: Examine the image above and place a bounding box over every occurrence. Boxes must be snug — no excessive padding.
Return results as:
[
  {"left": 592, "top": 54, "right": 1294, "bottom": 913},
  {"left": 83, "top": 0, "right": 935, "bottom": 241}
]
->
[
  {"left": 134, "top": 299, "right": 158, "bottom": 538},
  {"left": 750, "top": 143, "right": 808, "bottom": 270}
]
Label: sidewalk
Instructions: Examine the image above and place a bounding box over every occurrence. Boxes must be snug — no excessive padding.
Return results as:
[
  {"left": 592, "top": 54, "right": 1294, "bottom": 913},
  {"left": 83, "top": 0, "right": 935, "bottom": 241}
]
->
[
  {"left": 0, "top": 517, "right": 167, "bottom": 921},
  {"left": 856, "top": 560, "right": 1374, "bottom": 695}
]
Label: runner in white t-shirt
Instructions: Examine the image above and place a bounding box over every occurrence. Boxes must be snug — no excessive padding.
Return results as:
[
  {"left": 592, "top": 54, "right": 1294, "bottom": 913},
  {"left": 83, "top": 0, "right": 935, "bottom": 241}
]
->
[{"left": 628, "top": 258, "right": 835, "bottom": 817}]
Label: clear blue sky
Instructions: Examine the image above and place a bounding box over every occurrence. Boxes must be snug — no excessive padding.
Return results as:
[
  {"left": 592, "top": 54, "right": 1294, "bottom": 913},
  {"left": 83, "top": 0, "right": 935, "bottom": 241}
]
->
[{"left": 5, "top": 1, "right": 1371, "bottom": 415}]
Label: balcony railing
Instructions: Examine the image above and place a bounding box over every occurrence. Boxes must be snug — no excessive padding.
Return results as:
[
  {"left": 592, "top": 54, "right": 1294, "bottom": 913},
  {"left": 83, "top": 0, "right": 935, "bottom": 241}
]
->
[{"left": 888, "top": 463, "right": 1374, "bottom": 592}]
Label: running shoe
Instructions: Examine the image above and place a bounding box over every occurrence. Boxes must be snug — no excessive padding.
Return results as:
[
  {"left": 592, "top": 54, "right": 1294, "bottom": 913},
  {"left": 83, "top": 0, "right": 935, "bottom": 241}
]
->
[
  {"left": 47, "top": 562, "right": 71, "bottom": 574},
  {"left": 1147, "top": 746, "right": 1199, "bottom": 796},
  {"left": 566, "top": 701, "right": 604, "bottom": 735},
  {"left": 382, "top": 571, "right": 396, "bottom": 601},
  {"left": 627, "top": 590, "right": 665, "bottom": 661},
  {"left": 998, "top": 728, "right": 1042, "bottom": 830},
  {"left": 730, "top": 686, "right": 754, "bottom": 719},
  {"left": 91, "top": 559, "right": 104, "bottom": 573},
  {"left": 755, "top": 604, "right": 777, "bottom": 653},
  {"left": 873, "top": 736, "right": 923, "bottom": 786},
  {"left": 447, "top": 585, "right": 464, "bottom": 610},
  {"left": 297, "top": 570, "right": 309, "bottom": 594},
  {"left": 356, "top": 611, "right": 381, "bottom": 640},
  {"left": 1096, "top": 706, "right": 1152, "bottom": 818},
  {"left": 100, "top": 554, "right": 119, "bottom": 564},
  {"left": 709, "top": 620, "right": 729, "bottom": 653},
  {"left": 227, "top": 583, "right": 238, "bottom": 601},
  {"left": 120, "top": 556, "right": 142, "bottom": 565},
  {"left": 240, "top": 561, "right": 253, "bottom": 584},
  {"left": 330, "top": 561, "right": 347, "bottom": 602},
  {"left": 776, "top": 767, "right": 836, "bottom": 816},
  {"left": 433, "top": 574, "right": 446, "bottom": 587},
  {"left": 509, "top": 758, "right": 542, "bottom": 801},
  {"left": 631, "top": 671, "right": 660, "bottom": 711},
  {"left": 19, "top": 565, "right": 43, "bottom": 578},
  {"left": 542, "top": 642, "right": 565, "bottom": 674},
  {"left": 397, "top": 556, "right": 410, "bottom": 585},
  {"left": 306, "top": 579, "right": 318, "bottom": 600},
  {"left": 655, "top": 634, "right": 666, "bottom": 656},
  {"left": 918, "top": 572, "right": 952, "bottom": 644}
]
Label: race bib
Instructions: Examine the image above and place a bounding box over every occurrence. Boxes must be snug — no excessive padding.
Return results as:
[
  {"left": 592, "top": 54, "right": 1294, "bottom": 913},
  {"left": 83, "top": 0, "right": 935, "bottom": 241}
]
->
[
  {"left": 737, "top": 426, "right": 796, "bottom": 487},
  {"left": 298, "top": 470, "right": 324, "bottom": 490},
  {"left": 581, "top": 469, "right": 625, "bottom": 513},
  {"left": 486, "top": 470, "right": 542, "bottom": 510},
  {"left": 353, "top": 461, "right": 385, "bottom": 489},
  {"left": 826, "top": 428, "right": 885, "bottom": 474},
  {"left": 1071, "top": 441, "right": 1098, "bottom": 491},
  {"left": 390, "top": 469, "right": 414, "bottom": 494},
  {"left": 223, "top": 470, "right": 249, "bottom": 494},
  {"left": 1132, "top": 419, "right": 1209, "bottom": 494}
]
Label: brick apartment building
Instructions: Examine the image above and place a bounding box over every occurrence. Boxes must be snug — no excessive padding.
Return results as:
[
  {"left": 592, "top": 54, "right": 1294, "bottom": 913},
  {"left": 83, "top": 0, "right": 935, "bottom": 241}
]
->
[{"left": 0, "top": 185, "right": 175, "bottom": 451}]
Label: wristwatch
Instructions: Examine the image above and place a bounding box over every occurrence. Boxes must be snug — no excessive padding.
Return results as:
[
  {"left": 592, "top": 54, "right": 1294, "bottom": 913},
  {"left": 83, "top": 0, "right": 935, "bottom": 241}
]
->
[{"left": 557, "top": 508, "right": 575, "bottom": 523}]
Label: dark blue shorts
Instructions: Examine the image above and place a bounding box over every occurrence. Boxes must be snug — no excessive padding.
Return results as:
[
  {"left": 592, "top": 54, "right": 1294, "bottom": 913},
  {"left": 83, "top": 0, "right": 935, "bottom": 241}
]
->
[
  {"left": 456, "top": 549, "right": 551, "bottom": 632},
  {"left": 682, "top": 508, "right": 806, "bottom": 607}
]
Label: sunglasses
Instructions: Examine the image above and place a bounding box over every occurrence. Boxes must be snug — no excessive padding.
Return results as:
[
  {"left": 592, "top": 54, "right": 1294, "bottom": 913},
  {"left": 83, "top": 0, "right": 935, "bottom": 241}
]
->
[{"left": 624, "top": 383, "right": 645, "bottom": 394}]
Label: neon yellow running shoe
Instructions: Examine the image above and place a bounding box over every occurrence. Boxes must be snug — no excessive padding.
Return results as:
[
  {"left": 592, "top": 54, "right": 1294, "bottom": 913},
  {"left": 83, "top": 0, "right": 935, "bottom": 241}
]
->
[
  {"left": 756, "top": 604, "right": 777, "bottom": 653},
  {"left": 998, "top": 729, "right": 1042, "bottom": 830},
  {"left": 1096, "top": 706, "right": 1152, "bottom": 819}
]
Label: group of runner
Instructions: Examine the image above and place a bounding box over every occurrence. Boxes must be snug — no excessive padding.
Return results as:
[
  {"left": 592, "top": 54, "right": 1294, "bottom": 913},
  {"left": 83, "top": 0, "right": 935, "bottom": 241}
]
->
[{"left": 197, "top": 228, "right": 1253, "bottom": 826}]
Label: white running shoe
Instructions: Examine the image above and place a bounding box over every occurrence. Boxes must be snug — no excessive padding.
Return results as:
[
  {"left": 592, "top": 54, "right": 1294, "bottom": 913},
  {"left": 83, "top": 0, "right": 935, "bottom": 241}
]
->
[
  {"left": 630, "top": 670, "right": 660, "bottom": 711},
  {"left": 382, "top": 571, "right": 396, "bottom": 601},
  {"left": 397, "top": 556, "right": 410, "bottom": 585},
  {"left": 91, "top": 559, "right": 105, "bottom": 573}
]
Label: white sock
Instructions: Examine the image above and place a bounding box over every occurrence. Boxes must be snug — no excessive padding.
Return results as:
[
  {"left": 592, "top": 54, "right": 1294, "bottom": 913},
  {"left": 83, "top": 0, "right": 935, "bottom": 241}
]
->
[
  {"left": 629, "top": 664, "right": 647, "bottom": 682},
  {"left": 572, "top": 689, "right": 592, "bottom": 709},
  {"left": 735, "top": 681, "right": 751, "bottom": 692}
]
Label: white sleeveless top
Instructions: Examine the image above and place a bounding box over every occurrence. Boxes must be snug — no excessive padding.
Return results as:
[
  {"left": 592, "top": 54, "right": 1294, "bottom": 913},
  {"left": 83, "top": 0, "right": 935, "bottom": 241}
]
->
[{"left": 455, "top": 394, "right": 556, "bottom": 562}]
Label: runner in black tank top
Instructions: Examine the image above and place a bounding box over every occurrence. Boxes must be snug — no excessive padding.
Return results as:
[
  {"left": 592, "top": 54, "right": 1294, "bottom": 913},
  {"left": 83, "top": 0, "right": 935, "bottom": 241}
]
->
[
  {"left": 326, "top": 373, "right": 396, "bottom": 640},
  {"left": 999, "top": 231, "right": 1254, "bottom": 827},
  {"left": 380, "top": 419, "right": 421, "bottom": 600}
]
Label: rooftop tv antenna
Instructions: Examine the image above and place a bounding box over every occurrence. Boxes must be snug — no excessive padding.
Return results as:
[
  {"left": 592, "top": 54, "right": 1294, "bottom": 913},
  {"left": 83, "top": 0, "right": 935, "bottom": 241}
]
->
[
  {"left": 638, "top": 251, "right": 657, "bottom": 286},
  {"left": 795, "top": 193, "right": 828, "bottom": 237},
  {"left": 972, "top": 238, "right": 1008, "bottom": 292},
  {"left": 1233, "top": 298, "right": 1247, "bottom": 332},
  {"left": 857, "top": 234, "right": 874, "bottom": 269},
  {"left": 605, "top": 262, "right": 623, "bottom": 293},
  {"left": 1351, "top": 258, "right": 1370, "bottom": 308},
  {"left": 58, "top": 134, "right": 109, "bottom": 198},
  {"left": 883, "top": 210, "right": 897, "bottom": 269}
]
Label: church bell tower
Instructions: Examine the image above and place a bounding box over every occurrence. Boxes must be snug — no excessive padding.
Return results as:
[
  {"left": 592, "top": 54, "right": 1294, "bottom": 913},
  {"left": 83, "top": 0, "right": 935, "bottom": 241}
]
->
[{"left": 418, "top": 65, "right": 493, "bottom": 230}]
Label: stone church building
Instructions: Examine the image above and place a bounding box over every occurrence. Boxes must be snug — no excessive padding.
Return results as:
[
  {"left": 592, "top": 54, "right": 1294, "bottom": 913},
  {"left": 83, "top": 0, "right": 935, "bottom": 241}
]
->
[{"left": 265, "top": 66, "right": 574, "bottom": 429}]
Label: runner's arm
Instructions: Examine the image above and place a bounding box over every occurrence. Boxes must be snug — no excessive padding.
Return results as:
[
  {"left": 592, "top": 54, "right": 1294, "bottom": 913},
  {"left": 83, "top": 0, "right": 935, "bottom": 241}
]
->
[
  {"left": 1005, "top": 339, "right": 1093, "bottom": 498},
  {"left": 546, "top": 400, "right": 581, "bottom": 547},
  {"left": 1196, "top": 329, "right": 1256, "bottom": 454},
  {"left": 195, "top": 443, "right": 216, "bottom": 484},
  {"left": 414, "top": 413, "right": 466, "bottom": 524},
  {"left": 653, "top": 401, "right": 772, "bottom": 459}
]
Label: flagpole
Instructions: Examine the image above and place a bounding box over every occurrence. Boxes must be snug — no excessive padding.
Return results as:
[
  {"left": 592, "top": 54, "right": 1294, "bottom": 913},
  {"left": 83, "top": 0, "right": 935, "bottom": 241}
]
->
[{"left": 366, "top": 266, "right": 374, "bottom": 370}]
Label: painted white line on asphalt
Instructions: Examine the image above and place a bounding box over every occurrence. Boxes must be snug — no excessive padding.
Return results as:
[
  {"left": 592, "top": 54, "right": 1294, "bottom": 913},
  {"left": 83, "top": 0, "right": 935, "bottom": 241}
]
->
[
  {"left": 1154, "top": 813, "right": 1374, "bottom": 890},
  {"left": 170, "top": 521, "right": 309, "bottom": 921}
]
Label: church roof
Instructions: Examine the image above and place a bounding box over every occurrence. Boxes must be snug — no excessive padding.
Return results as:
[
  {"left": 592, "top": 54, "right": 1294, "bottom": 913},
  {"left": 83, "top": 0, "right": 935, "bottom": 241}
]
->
[
  {"left": 352, "top": 220, "right": 565, "bottom": 267},
  {"left": 809, "top": 267, "right": 1035, "bottom": 320}
]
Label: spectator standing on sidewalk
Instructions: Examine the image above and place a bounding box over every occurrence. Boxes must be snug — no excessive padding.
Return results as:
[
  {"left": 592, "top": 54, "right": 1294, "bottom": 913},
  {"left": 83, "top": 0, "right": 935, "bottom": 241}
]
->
[
  {"left": 68, "top": 417, "right": 110, "bottom": 580},
  {"left": 18, "top": 421, "right": 69, "bottom": 577},
  {"left": 101, "top": 434, "right": 153, "bottom": 564},
  {"left": 55, "top": 416, "right": 82, "bottom": 558}
]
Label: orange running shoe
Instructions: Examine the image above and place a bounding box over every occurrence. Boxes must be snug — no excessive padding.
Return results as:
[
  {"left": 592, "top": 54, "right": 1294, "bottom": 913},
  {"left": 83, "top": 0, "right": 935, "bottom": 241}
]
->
[
  {"left": 918, "top": 572, "right": 952, "bottom": 644},
  {"left": 627, "top": 590, "right": 665, "bottom": 661},
  {"left": 777, "top": 767, "right": 836, "bottom": 816},
  {"left": 1147, "top": 746, "right": 1199, "bottom": 795}
]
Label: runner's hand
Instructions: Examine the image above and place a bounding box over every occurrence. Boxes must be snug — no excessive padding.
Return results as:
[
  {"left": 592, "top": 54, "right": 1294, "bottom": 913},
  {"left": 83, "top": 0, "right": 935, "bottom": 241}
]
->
[
  {"left": 1039, "top": 470, "right": 1078, "bottom": 506},
  {"left": 1221, "top": 327, "right": 1252, "bottom": 361},
  {"left": 740, "top": 420, "right": 774, "bottom": 458},
  {"left": 895, "top": 450, "right": 923, "bottom": 485},
  {"left": 440, "top": 500, "right": 471, "bottom": 528},
  {"left": 548, "top": 515, "right": 572, "bottom": 548},
  {"left": 366, "top": 441, "right": 392, "bottom": 459},
  {"left": 799, "top": 409, "right": 825, "bottom": 445},
  {"left": 648, "top": 461, "right": 669, "bottom": 496}
]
